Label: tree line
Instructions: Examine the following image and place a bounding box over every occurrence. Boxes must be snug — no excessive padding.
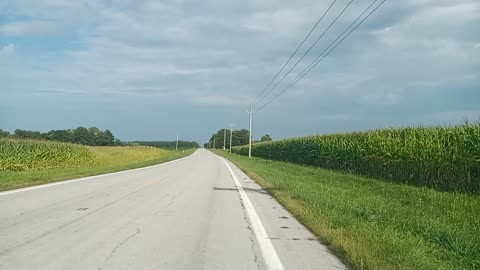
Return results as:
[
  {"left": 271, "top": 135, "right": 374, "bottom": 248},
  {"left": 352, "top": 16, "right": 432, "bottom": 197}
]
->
[
  {"left": 0, "top": 127, "right": 118, "bottom": 146},
  {"left": 0, "top": 128, "right": 200, "bottom": 149},
  {"left": 128, "top": 141, "right": 199, "bottom": 149},
  {"left": 205, "top": 129, "right": 272, "bottom": 149}
]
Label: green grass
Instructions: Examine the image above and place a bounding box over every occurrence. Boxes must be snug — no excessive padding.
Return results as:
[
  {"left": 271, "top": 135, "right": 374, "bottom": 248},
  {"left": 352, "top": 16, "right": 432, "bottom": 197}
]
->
[
  {"left": 215, "top": 150, "right": 480, "bottom": 270},
  {"left": 0, "top": 138, "right": 194, "bottom": 191}
]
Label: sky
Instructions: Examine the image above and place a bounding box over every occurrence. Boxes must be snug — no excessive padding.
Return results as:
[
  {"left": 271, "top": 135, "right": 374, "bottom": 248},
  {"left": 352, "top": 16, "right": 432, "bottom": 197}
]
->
[{"left": 1, "top": 0, "right": 479, "bottom": 144}]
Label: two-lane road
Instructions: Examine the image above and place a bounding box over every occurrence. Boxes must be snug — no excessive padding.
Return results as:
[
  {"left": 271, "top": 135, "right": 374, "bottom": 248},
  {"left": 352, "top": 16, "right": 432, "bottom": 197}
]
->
[{"left": 0, "top": 149, "right": 345, "bottom": 270}]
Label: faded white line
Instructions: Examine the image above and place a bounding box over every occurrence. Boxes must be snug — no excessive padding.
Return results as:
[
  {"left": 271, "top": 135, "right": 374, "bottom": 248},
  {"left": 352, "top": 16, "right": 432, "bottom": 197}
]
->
[
  {"left": 221, "top": 158, "right": 284, "bottom": 270},
  {"left": 0, "top": 150, "right": 197, "bottom": 197}
]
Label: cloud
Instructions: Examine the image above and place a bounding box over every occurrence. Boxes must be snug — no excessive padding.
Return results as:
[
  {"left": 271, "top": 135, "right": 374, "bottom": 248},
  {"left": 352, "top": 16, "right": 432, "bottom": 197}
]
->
[
  {"left": 0, "top": 20, "right": 63, "bottom": 36},
  {"left": 0, "top": 0, "right": 479, "bottom": 142},
  {"left": 193, "top": 94, "right": 249, "bottom": 106},
  {"left": 0, "top": 44, "right": 15, "bottom": 55}
]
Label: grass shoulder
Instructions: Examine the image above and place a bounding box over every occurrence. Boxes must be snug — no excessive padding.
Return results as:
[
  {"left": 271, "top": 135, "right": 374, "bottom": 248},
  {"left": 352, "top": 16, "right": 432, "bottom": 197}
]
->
[{"left": 213, "top": 150, "right": 480, "bottom": 270}]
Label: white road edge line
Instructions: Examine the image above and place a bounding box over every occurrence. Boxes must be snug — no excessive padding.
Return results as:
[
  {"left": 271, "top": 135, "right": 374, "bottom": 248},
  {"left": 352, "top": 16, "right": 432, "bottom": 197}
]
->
[
  {"left": 0, "top": 150, "right": 198, "bottom": 197},
  {"left": 221, "top": 157, "right": 285, "bottom": 270}
]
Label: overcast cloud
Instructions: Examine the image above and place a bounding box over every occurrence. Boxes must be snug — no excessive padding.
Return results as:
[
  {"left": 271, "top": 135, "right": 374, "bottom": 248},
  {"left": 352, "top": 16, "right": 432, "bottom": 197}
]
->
[{"left": 1, "top": 0, "right": 479, "bottom": 143}]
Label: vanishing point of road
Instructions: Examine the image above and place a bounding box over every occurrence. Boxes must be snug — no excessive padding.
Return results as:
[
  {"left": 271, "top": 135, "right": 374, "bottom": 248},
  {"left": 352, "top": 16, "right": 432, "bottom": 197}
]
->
[{"left": 0, "top": 149, "right": 345, "bottom": 270}]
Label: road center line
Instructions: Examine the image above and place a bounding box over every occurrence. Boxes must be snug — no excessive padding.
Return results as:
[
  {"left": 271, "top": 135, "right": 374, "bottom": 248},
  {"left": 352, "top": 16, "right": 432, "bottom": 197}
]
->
[
  {"left": 0, "top": 151, "right": 197, "bottom": 197},
  {"left": 221, "top": 157, "right": 285, "bottom": 270}
]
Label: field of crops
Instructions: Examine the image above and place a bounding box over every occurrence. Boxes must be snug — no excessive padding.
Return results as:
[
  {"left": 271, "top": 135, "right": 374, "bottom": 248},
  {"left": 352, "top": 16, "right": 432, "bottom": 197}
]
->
[
  {"left": 0, "top": 138, "right": 167, "bottom": 172},
  {"left": 0, "top": 138, "right": 194, "bottom": 191},
  {"left": 234, "top": 122, "right": 480, "bottom": 193},
  {"left": 88, "top": 145, "right": 166, "bottom": 166},
  {"left": 0, "top": 138, "right": 99, "bottom": 171}
]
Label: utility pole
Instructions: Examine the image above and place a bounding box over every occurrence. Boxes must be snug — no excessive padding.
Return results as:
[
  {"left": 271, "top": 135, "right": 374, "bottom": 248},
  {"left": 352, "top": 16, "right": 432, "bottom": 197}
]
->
[
  {"left": 213, "top": 138, "right": 215, "bottom": 149},
  {"left": 176, "top": 133, "right": 179, "bottom": 151},
  {"left": 228, "top": 124, "right": 235, "bottom": 154},
  {"left": 223, "top": 128, "right": 226, "bottom": 150},
  {"left": 247, "top": 107, "right": 254, "bottom": 158}
]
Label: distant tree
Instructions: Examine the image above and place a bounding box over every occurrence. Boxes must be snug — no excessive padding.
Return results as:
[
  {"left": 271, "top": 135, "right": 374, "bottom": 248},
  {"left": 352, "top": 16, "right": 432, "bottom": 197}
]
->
[
  {"left": 261, "top": 134, "right": 272, "bottom": 142},
  {"left": 8, "top": 127, "right": 118, "bottom": 146},
  {"left": 95, "top": 129, "right": 115, "bottom": 146},
  {"left": 104, "top": 129, "right": 115, "bottom": 145},
  {"left": 13, "top": 129, "right": 23, "bottom": 138},
  {"left": 88, "top": 127, "right": 101, "bottom": 135},
  {"left": 14, "top": 129, "right": 43, "bottom": 139},
  {"left": 207, "top": 128, "right": 250, "bottom": 149},
  {"left": 72, "top": 127, "right": 92, "bottom": 145},
  {"left": 0, "top": 129, "right": 10, "bottom": 138},
  {"left": 47, "top": 129, "right": 72, "bottom": 142},
  {"left": 86, "top": 127, "right": 98, "bottom": 144},
  {"left": 131, "top": 140, "right": 199, "bottom": 149},
  {"left": 233, "top": 129, "right": 250, "bottom": 146}
]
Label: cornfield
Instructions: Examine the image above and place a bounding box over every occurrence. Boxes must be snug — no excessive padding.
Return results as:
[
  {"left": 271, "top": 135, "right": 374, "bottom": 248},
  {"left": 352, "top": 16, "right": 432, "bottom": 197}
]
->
[
  {"left": 0, "top": 138, "right": 98, "bottom": 171},
  {"left": 88, "top": 146, "right": 166, "bottom": 166},
  {"left": 234, "top": 122, "right": 480, "bottom": 193}
]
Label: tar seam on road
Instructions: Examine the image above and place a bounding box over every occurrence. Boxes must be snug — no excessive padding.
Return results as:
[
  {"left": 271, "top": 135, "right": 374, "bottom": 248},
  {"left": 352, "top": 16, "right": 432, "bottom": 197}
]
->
[
  {"left": 221, "top": 157, "right": 285, "bottom": 270},
  {"left": 0, "top": 151, "right": 198, "bottom": 197}
]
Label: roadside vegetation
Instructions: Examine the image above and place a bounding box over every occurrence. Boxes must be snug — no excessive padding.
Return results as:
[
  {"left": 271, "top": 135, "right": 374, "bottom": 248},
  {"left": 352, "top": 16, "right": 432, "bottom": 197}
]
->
[
  {"left": 215, "top": 150, "right": 480, "bottom": 270},
  {"left": 0, "top": 138, "right": 194, "bottom": 191},
  {"left": 128, "top": 140, "right": 200, "bottom": 150},
  {"left": 232, "top": 122, "right": 480, "bottom": 193},
  {"left": 205, "top": 128, "right": 273, "bottom": 149}
]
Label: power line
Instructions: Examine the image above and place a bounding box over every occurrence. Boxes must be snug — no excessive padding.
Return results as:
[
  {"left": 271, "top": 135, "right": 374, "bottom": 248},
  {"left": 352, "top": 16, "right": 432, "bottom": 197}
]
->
[
  {"left": 252, "top": 0, "right": 355, "bottom": 109},
  {"left": 256, "top": 0, "right": 387, "bottom": 112},
  {"left": 247, "top": 0, "right": 338, "bottom": 109}
]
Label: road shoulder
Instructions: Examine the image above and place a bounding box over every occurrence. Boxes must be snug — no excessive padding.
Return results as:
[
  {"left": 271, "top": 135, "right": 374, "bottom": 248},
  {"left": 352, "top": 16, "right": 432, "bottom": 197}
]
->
[{"left": 216, "top": 152, "right": 346, "bottom": 270}]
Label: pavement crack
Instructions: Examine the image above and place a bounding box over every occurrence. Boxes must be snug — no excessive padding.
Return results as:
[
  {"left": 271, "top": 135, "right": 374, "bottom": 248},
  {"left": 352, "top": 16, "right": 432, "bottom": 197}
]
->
[
  {"left": 152, "top": 191, "right": 184, "bottom": 216},
  {"left": 103, "top": 228, "right": 141, "bottom": 264},
  {"left": 167, "top": 191, "right": 184, "bottom": 206}
]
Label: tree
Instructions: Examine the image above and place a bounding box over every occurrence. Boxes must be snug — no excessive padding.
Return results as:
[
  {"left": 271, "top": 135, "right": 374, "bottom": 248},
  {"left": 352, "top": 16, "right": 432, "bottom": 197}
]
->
[
  {"left": 14, "top": 129, "right": 43, "bottom": 139},
  {"left": 233, "top": 129, "right": 249, "bottom": 146},
  {"left": 130, "top": 141, "right": 199, "bottom": 149},
  {"left": 72, "top": 127, "right": 92, "bottom": 145},
  {"left": 261, "top": 134, "right": 272, "bottom": 142},
  {"left": 98, "top": 129, "right": 115, "bottom": 146},
  {"left": 0, "top": 129, "right": 10, "bottom": 138},
  {"left": 47, "top": 129, "right": 72, "bottom": 142},
  {"left": 7, "top": 127, "right": 118, "bottom": 146},
  {"left": 206, "top": 129, "right": 250, "bottom": 149}
]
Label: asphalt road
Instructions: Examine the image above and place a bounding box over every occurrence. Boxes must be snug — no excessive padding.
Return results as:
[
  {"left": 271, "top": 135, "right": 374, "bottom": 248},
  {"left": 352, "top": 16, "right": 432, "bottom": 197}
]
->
[{"left": 0, "top": 149, "right": 345, "bottom": 270}]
